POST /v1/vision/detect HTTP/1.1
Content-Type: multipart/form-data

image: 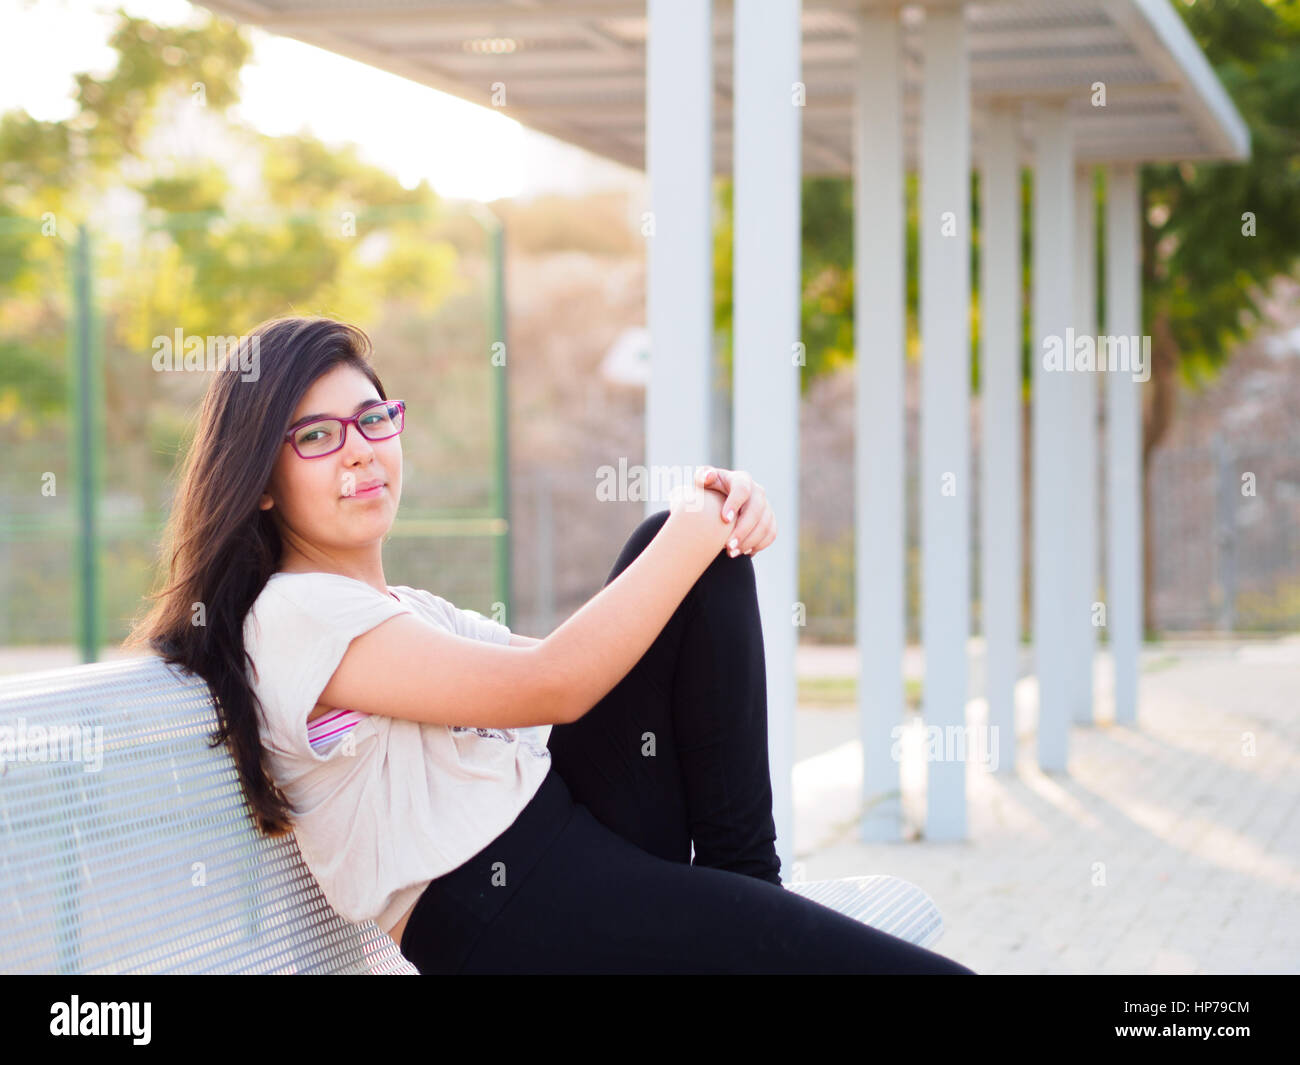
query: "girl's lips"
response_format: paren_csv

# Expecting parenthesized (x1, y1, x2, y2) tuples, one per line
(346, 483, 386, 499)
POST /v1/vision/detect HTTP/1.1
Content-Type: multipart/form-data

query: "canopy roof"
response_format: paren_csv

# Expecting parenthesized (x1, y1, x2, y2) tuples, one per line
(199, 0, 1250, 169)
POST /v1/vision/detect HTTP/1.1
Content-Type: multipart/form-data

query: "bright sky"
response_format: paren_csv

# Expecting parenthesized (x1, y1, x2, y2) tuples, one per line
(1, 0, 643, 203)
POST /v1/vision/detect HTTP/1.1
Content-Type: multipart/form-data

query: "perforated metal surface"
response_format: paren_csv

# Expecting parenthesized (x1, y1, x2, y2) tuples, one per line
(0, 655, 940, 973)
(785, 874, 945, 950)
(0, 655, 417, 974)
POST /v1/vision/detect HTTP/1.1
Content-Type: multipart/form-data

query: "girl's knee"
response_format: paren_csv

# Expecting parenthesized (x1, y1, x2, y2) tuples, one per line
(606, 509, 673, 585)
(700, 541, 758, 598)
(625, 509, 672, 558)
(638, 508, 671, 538)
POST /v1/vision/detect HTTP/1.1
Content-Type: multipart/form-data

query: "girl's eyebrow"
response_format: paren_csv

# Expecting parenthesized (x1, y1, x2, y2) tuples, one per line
(289, 397, 383, 429)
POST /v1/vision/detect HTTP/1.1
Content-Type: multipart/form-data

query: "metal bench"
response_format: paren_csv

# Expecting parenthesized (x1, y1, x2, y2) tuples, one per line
(0, 655, 942, 973)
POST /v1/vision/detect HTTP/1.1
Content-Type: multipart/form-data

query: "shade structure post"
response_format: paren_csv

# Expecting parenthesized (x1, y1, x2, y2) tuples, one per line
(1104, 163, 1143, 727)
(1031, 103, 1075, 772)
(919, 3, 972, 840)
(853, 6, 906, 840)
(1070, 163, 1100, 725)
(732, 0, 802, 878)
(978, 104, 1023, 776)
(644, 0, 713, 514)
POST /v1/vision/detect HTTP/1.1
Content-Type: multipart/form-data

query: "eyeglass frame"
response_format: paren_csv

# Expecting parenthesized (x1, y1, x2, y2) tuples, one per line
(282, 399, 407, 459)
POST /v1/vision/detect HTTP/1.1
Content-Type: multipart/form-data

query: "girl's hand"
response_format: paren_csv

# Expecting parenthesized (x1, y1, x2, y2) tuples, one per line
(664, 478, 737, 560)
(692, 467, 776, 558)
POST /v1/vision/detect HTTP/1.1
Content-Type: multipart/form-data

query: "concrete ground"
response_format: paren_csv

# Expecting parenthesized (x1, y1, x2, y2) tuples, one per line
(791, 636, 1300, 975)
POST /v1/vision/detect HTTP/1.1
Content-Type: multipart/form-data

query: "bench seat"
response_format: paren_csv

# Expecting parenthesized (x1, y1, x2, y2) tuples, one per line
(0, 655, 942, 973)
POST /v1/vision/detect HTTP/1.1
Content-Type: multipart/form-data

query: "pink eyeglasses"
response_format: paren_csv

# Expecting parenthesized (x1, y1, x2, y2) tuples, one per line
(283, 399, 406, 459)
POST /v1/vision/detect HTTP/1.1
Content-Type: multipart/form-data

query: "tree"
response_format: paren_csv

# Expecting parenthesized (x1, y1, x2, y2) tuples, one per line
(0, 9, 462, 464)
(1137, 0, 1300, 629)
(0, 8, 482, 643)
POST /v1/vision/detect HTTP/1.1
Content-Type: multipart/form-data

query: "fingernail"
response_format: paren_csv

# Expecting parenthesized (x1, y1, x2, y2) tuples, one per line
(725, 509, 734, 522)
(728, 538, 738, 550)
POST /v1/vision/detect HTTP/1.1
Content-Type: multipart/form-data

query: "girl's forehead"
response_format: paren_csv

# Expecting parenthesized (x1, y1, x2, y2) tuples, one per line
(302, 368, 358, 400)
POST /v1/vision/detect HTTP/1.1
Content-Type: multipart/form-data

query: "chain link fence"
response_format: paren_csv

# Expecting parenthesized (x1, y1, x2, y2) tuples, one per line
(1149, 437, 1300, 632)
(507, 370, 1300, 642)
(0, 202, 509, 658)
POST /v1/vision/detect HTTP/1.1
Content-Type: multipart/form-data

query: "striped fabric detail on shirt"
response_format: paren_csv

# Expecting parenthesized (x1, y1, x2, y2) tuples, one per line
(307, 708, 366, 752)
(303, 585, 398, 754)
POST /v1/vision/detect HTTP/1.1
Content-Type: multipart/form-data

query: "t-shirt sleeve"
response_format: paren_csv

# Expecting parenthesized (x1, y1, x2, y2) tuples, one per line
(417, 589, 513, 646)
(243, 575, 416, 760)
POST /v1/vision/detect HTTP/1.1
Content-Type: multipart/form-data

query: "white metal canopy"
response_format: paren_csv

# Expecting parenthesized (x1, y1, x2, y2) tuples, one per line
(196, 0, 1249, 169)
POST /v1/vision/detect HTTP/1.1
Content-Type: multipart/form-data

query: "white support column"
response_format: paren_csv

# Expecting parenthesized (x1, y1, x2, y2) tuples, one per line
(1032, 103, 1074, 771)
(1071, 164, 1098, 724)
(644, 0, 712, 514)
(979, 105, 1022, 775)
(920, 4, 971, 840)
(854, 8, 905, 840)
(1105, 164, 1143, 726)
(732, 0, 801, 878)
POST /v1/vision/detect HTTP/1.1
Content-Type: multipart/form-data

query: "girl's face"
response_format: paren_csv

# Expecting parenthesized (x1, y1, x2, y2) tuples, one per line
(258, 364, 402, 571)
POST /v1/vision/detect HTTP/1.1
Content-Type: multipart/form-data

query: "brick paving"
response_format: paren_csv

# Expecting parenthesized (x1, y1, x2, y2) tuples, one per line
(792, 637, 1300, 974)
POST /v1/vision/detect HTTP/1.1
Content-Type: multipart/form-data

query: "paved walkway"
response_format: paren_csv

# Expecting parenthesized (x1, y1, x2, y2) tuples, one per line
(791, 637, 1300, 974)
(0, 645, 140, 678)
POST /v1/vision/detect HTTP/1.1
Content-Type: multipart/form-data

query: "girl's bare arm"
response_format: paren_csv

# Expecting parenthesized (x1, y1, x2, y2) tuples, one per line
(531, 495, 736, 724)
(316, 495, 736, 729)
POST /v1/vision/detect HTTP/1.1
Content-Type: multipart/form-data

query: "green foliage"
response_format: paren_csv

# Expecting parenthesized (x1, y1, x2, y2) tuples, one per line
(69, 13, 250, 168)
(0, 8, 466, 438)
(797, 523, 855, 641)
(0, 7, 500, 644)
(1141, 0, 1300, 386)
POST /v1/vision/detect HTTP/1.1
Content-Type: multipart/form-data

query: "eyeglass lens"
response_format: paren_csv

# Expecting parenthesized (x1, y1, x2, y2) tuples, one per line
(293, 402, 403, 456)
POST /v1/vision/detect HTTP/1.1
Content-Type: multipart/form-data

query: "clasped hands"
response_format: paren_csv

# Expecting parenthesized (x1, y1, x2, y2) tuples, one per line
(692, 466, 777, 559)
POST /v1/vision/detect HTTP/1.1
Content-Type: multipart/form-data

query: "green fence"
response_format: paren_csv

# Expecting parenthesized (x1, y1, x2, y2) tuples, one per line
(0, 201, 511, 660)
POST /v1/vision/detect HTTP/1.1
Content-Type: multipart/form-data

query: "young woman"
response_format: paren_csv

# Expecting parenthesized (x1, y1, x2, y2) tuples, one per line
(126, 315, 974, 975)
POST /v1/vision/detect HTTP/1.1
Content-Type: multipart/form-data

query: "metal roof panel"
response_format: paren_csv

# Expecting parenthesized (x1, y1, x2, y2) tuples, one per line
(192, 0, 1250, 170)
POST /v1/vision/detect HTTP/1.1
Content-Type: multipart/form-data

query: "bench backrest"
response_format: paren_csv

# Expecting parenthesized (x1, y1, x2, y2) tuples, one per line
(0, 655, 415, 974)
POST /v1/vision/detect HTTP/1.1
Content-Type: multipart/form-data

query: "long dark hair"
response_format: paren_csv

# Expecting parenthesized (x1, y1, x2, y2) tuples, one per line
(124, 316, 389, 836)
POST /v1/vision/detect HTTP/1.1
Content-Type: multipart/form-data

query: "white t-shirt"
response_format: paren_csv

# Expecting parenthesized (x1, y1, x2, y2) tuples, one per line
(242, 571, 552, 932)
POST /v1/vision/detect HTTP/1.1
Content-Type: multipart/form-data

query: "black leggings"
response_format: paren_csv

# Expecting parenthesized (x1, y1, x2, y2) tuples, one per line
(399, 509, 976, 974)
